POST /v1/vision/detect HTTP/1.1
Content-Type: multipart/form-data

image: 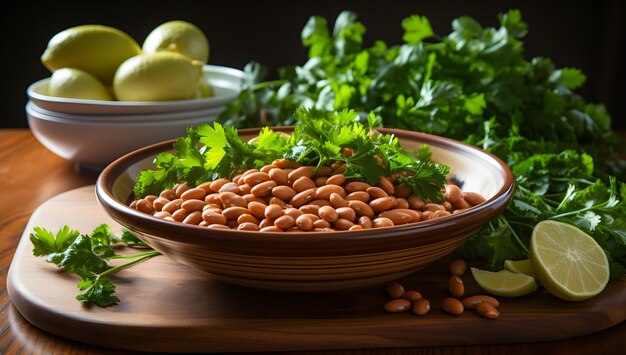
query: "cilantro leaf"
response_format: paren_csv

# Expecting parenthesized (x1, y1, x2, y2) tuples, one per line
(559, 68, 587, 89)
(31, 225, 160, 307)
(402, 15, 435, 44)
(47, 235, 110, 274)
(30, 225, 79, 256)
(120, 229, 148, 247)
(76, 276, 119, 307)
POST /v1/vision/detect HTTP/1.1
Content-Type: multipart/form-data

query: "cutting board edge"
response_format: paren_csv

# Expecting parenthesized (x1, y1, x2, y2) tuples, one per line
(6, 185, 626, 353)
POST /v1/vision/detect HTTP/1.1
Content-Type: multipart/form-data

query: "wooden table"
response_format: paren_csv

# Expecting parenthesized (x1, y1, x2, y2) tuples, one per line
(1, 129, 624, 354)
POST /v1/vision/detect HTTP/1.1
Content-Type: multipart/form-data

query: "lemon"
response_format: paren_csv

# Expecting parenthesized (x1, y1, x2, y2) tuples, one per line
(142, 20, 209, 63)
(196, 82, 215, 98)
(41, 25, 141, 85)
(47, 68, 112, 100)
(471, 267, 538, 297)
(113, 52, 202, 101)
(530, 220, 609, 301)
(504, 259, 537, 278)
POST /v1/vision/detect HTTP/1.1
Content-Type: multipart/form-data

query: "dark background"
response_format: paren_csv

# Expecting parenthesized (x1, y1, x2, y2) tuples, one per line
(3, 0, 625, 130)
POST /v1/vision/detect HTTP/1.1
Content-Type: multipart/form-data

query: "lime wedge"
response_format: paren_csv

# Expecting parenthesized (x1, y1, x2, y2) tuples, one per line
(504, 259, 537, 278)
(530, 220, 609, 301)
(471, 267, 537, 297)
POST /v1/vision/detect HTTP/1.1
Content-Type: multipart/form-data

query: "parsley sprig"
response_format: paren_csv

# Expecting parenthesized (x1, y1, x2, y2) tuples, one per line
(134, 108, 449, 203)
(217, 10, 626, 279)
(30, 224, 160, 307)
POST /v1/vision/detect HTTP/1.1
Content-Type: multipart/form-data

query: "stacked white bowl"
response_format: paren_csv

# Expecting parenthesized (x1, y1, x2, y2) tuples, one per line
(26, 65, 244, 170)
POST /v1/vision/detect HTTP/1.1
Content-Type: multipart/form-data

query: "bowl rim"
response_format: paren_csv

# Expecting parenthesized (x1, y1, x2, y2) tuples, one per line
(26, 100, 225, 123)
(96, 126, 515, 256)
(27, 64, 244, 108)
(27, 102, 222, 127)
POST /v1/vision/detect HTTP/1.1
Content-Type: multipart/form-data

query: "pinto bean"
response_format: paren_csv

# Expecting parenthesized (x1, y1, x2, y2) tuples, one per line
(292, 176, 316, 192)
(326, 174, 346, 186)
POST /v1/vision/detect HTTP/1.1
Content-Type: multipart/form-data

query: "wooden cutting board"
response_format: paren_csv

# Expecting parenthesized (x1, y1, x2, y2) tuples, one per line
(7, 186, 626, 353)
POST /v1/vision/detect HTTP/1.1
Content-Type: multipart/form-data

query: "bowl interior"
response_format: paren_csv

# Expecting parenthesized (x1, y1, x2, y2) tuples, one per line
(98, 127, 514, 256)
(28, 65, 243, 115)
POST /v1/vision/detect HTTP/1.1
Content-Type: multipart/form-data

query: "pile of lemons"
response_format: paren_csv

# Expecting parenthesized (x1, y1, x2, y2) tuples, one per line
(41, 21, 212, 101)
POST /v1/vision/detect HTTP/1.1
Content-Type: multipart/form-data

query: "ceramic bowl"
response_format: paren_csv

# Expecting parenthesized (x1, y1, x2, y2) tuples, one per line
(27, 100, 225, 122)
(27, 65, 243, 115)
(96, 127, 514, 292)
(26, 101, 219, 170)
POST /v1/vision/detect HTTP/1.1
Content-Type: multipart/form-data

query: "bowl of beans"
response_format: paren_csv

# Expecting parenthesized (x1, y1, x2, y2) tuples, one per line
(96, 126, 514, 292)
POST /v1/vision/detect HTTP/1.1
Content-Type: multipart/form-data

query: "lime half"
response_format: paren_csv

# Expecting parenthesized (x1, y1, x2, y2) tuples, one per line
(530, 220, 609, 301)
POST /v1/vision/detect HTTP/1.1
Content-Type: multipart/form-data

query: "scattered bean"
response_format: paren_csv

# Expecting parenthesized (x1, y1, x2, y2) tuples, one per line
(386, 282, 405, 298)
(448, 275, 465, 298)
(384, 299, 412, 313)
(461, 295, 500, 309)
(402, 290, 422, 303)
(441, 297, 464, 315)
(412, 298, 431, 316)
(475, 302, 500, 319)
(449, 259, 467, 276)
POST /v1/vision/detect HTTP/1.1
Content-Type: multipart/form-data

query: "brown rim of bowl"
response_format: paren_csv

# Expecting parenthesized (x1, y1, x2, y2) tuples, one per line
(96, 127, 515, 256)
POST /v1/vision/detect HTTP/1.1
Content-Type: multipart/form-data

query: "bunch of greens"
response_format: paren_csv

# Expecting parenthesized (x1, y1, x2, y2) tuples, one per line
(30, 224, 160, 307)
(218, 10, 626, 277)
(135, 108, 449, 203)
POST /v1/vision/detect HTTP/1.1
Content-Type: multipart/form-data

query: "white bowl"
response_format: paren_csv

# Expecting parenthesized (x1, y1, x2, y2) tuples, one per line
(27, 65, 244, 115)
(27, 100, 225, 122)
(26, 101, 218, 170)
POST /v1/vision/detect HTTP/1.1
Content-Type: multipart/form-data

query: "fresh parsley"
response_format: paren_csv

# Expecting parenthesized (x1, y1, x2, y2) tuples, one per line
(135, 108, 449, 203)
(217, 10, 626, 278)
(30, 224, 160, 307)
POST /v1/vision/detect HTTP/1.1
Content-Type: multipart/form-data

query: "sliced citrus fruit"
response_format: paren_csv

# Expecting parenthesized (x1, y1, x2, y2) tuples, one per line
(530, 220, 609, 301)
(504, 259, 537, 278)
(471, 267, 538, 297)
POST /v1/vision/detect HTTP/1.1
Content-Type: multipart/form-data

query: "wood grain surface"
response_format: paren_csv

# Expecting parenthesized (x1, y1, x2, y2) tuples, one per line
(1, 129, 625, 354)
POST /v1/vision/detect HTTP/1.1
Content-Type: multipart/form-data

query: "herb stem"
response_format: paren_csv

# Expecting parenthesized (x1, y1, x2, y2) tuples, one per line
(99, 251, 161, 279)
(108, 251, 161, 260)
(252, 80, 288, 91)
(499, 215, 530, 255)
(551, 177, 593, 185)
(550, 201, 608, 220)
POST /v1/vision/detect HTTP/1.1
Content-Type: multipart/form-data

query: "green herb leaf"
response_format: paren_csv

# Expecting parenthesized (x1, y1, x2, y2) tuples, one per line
(216, 9, 625, 278)
(30, 225, 79, 256)
(31, 225, 160, 307)
(402, 15, 435, 44)
(76, 276, 119, 307)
